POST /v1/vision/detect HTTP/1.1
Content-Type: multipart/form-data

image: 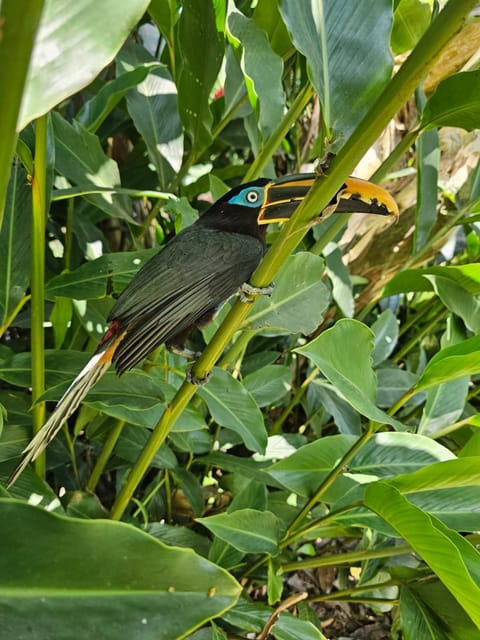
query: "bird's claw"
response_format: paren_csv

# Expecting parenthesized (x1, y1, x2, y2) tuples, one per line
(238, 282, 275, 303)
(186, 364, 212, 386)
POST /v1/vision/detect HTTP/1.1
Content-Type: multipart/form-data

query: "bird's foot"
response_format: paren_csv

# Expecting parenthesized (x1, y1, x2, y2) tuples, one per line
(238, 282, 275, 304)
(186, 364, 212, 386)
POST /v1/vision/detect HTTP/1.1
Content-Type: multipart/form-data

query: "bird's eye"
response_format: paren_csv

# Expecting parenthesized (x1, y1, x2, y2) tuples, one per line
(246, 190, 259, 203)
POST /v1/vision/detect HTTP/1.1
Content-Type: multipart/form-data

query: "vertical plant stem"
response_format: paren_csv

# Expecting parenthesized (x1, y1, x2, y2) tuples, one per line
(110, 381, 196, 519)
(243, 83, 314, 182)
(86, 420, 125, 492)
(270, 367, 319, 435)
(31, 115, 48, 479)
(64, 196, 74, 271)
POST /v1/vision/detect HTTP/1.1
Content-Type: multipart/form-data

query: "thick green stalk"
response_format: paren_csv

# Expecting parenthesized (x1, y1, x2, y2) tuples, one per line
(110, 0, 476, 520)
(31, 115, 48, 478)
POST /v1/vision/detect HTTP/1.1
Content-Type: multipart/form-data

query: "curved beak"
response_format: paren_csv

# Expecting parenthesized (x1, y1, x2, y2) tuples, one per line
(257, 173, 399, 225)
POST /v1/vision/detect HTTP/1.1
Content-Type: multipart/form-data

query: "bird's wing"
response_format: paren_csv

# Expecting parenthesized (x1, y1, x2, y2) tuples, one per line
(110, 226, 263, 372)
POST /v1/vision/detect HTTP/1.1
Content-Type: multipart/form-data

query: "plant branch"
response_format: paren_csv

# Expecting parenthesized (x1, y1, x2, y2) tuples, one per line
(282, 543, 411, 573)
(31, 115, 48, 479)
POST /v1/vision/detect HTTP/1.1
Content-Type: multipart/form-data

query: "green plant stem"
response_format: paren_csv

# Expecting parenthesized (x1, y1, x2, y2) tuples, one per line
(398, 296, 439, 338)
(392, 307, 449, 363)
(431, 415, 478, 440)
(218, 329, 256, 369)
(388, 388, 416, 417)
(309, 578, 400, 604)
(309, 214, 352, 256)
(370, 128, 419, 183)
(281, 543, 411, 573)
(279, 503, 364, 549)
(132, 473, 166, 518)
(285, 427, 374, 538)
(64, 196, 74, 271)
(270, 368, 319, 435)
(0, 294, 30, 339)
(86, 420, 125, 492)
(109, 0, 475, 521)
(31, 115, 48, 479)
(243, 83, 314, 183)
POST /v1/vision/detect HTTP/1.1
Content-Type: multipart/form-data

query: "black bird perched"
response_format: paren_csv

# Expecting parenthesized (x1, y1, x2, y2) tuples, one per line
(8, 173, 398, 485)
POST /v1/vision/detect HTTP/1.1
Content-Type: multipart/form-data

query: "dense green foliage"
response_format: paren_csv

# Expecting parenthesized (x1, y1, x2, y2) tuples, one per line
(1, 0, 480, 638)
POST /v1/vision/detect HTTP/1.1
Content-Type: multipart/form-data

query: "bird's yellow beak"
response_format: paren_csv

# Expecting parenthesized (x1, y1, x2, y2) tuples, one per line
(257, 173, 399, 225)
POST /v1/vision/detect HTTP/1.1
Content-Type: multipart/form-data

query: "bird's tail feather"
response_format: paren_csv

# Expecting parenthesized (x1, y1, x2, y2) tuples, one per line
(8, 333, 124, 487)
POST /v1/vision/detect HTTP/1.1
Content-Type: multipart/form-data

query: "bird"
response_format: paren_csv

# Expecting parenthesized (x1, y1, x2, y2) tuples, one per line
(8, 173, 398, 486)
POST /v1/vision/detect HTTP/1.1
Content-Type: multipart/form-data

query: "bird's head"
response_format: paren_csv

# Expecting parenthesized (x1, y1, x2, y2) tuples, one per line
(197, 173, 398, 239)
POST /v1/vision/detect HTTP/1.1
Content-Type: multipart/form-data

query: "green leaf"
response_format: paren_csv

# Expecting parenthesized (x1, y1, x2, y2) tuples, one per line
(400, 586, 450, 640)
(198, 368, 267, 453)
(389, 457, 480, 494)
(426, 274, 480, 334)
(422, 70, 480, 131)
(324, 243, 353, 318)
(114, 426, 178, 470)
(415, 126, 439, 251)
(197, 508, 283, 555)
(306, 381, 362, 435)
(267, 434, 355, 497)
(244, 253, 330, 335)
(364, 483, 480, 626)
(0, 0, 43, 228)
(0, 162, 32, 327)
(176, 0, 224, 151)
(405, 582, 480, 640)
(52, 112, 133, 221)
(252, 1, 292, 58)
(223, 600, 327, 639)
(227, 9, 285, 141)
(371, 309, 399, 366)
(80, 372, 165, 428)
(77, 63, 161, 133)
(376, 366, 418, 408)
(45, 249, 157, 300)
(391, 0, 432, 54)
(117, 43, 183, 189)
(269, 432, 453, 498)
(295, 319, 404, 429)
(278, 0, 393, 144)
(418, 377, 469, 436)
(414, 336, 480, 392)
(383, 264, 480, 297)
(0, 500, 241, 640)
(18, 0, 151, 129)
(243, 365, 291, 408)
(0, 350, 89, 389)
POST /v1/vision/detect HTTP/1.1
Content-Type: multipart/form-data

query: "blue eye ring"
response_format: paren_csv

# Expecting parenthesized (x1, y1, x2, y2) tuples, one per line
(228, 186, 265, 208)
